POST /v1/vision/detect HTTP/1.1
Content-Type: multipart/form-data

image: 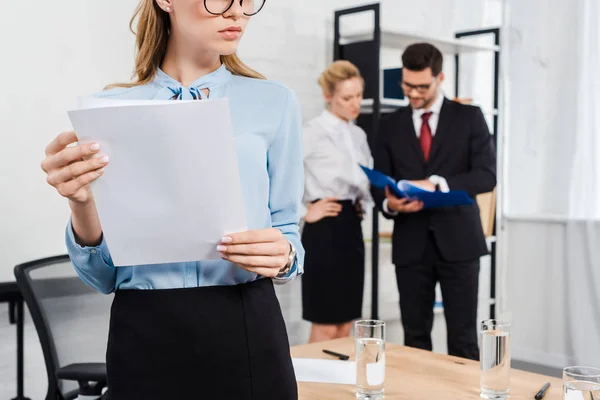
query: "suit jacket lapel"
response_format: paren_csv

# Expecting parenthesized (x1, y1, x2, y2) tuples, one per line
(399, 109, 425, 165)
(429, 98, 454, 162)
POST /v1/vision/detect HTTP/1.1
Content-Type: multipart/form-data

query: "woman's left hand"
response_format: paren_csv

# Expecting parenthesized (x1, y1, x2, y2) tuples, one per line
(355, 202, 365, 220)
(217, 228, 291, 278)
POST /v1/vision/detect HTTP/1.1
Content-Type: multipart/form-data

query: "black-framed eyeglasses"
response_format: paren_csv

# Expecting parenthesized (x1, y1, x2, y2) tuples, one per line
(401, 79, 437, 94)
(204, 0, 266, 16)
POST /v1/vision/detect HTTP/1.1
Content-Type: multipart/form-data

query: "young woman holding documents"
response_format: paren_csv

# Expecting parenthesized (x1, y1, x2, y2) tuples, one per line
(40, 1, 303, 399)
(301, 61, 373, 343)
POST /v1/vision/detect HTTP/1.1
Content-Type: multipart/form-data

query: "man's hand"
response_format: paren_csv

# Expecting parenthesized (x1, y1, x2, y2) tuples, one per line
(385, 187, 424, 213)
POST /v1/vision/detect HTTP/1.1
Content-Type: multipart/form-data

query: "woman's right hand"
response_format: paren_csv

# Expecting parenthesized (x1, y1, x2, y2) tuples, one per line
(41, 131, 109, 204)
(304, 198, 342, 223)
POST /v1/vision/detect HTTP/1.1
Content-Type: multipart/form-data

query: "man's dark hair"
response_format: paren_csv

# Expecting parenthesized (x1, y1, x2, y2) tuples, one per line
(401, 43, 444, 76)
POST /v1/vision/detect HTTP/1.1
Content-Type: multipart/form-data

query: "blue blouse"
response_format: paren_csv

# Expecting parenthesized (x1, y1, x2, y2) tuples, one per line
(66, 64, 305, 294)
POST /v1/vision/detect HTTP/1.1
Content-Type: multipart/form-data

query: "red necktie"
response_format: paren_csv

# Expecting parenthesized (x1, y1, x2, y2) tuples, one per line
(420, 112, 433, 161)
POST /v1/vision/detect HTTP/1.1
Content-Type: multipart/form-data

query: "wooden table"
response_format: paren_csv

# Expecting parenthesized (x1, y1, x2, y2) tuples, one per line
(291, 338, 563, 399)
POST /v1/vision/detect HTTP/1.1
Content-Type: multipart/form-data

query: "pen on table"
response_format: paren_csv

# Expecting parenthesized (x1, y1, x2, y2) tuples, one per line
(322, 349, 350, 361)
(534, 382, 550, 400)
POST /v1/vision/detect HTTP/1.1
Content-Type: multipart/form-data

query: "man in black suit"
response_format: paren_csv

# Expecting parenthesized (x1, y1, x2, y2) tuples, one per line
(372, 43, 496, 360)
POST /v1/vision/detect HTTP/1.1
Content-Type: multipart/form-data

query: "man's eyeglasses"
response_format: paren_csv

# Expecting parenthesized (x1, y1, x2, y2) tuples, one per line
(401, 79, 437, 94)
(204, 0, 266, 16)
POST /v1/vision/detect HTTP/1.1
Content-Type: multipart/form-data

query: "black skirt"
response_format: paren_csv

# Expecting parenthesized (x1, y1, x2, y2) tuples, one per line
(105, 278, 297, 400)
(301, 200, 365, 324)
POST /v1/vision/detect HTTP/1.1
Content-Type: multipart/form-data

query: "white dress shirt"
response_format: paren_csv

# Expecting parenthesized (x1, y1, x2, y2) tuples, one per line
(302, 110, 374, 214)
(412, 93, 444, 138)
(383, 94, 449, 215)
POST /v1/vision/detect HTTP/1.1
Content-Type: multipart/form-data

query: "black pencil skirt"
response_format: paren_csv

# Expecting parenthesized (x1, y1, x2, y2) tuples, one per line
(105, 278, 297, 400)
(301, 200, 365, 324)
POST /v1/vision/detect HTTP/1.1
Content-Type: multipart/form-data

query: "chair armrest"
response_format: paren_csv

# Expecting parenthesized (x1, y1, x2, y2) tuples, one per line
(57, 363, 107, 396)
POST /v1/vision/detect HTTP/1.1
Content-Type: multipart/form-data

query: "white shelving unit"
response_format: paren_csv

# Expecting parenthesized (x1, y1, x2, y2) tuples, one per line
(360, 98, 499, 116)
(334, 3, 502, 320)
(346, 27, 500, 117)
(340, 28, 500, 54)
(360, 98, 407, 114)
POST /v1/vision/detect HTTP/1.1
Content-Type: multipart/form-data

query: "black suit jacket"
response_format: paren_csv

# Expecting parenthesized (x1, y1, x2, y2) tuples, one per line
(372, 98, 496, 266)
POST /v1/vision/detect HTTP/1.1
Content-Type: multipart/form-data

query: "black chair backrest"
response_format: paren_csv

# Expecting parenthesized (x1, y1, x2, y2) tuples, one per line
(14, 255, 113, 400)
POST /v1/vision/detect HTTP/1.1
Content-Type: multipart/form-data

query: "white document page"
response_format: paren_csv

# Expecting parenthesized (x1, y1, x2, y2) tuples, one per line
(67, 98, 247, 266)
(76, 96, 194, 108)
(292, 358, 356, 385)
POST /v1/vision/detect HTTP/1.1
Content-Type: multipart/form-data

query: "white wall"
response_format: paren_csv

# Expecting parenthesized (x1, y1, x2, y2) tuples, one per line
(0, 0, 140, 282)
(502, 0, 579, 218)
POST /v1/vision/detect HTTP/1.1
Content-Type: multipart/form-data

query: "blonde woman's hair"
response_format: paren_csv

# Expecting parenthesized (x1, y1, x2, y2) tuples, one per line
(317, 60, 364, 96)
(108, 0, 265, 89)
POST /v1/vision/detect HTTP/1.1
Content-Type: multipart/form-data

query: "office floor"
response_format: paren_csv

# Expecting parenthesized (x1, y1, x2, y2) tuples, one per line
(0, 243, 558, 399)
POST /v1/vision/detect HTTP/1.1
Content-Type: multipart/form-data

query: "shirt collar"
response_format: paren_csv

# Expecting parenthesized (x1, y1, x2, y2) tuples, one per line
(152, 63, 232, 100)
(320, 109, 353, 130)
(412, 93, 445, 118)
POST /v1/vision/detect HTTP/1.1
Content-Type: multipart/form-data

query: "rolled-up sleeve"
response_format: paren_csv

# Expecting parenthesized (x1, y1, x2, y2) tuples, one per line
(65, 217, 117, 294)
(268, 89, 305, 284)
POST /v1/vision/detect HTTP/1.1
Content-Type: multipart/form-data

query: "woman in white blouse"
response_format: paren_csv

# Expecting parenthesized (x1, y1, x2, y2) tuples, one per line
(302, 60, 373, 343)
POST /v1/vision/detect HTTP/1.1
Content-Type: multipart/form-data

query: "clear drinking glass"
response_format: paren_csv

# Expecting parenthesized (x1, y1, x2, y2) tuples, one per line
(563, 366, 600, 399)
(355, 320, 385, 400)
(480, 320, 511, 399)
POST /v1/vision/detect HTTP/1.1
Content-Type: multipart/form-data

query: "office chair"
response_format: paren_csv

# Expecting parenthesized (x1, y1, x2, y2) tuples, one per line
(14, 255, 112, 400)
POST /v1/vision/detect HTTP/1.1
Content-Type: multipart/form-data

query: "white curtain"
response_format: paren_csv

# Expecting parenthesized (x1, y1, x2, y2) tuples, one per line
(565, 0, 600, 366)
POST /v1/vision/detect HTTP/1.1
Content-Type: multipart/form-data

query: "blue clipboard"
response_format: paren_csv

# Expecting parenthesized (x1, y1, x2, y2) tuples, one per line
(359, 165, 474, 209)
(359, 165, 405, 198)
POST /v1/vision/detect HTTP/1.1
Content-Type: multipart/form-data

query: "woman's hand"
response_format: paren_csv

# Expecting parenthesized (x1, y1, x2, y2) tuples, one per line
(41, 131, 109, 204)
(304, 198, 342, 223)
(41, 131, 108, 246)
(355, 201, 365, 220)
(217, 228, 291, 278)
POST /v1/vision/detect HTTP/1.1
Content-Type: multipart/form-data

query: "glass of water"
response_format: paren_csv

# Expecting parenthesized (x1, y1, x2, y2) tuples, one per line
(355, 320, 385, 400)
(563, 366, 600, 399)
(480, 320, 511, 399)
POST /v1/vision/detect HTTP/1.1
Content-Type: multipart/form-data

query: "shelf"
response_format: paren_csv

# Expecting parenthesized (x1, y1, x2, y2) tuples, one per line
(360, 98, 408, 113)
(361, 98, 408, 108)
(360, 98, 498, 116)
(340, 29, 499, 53)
